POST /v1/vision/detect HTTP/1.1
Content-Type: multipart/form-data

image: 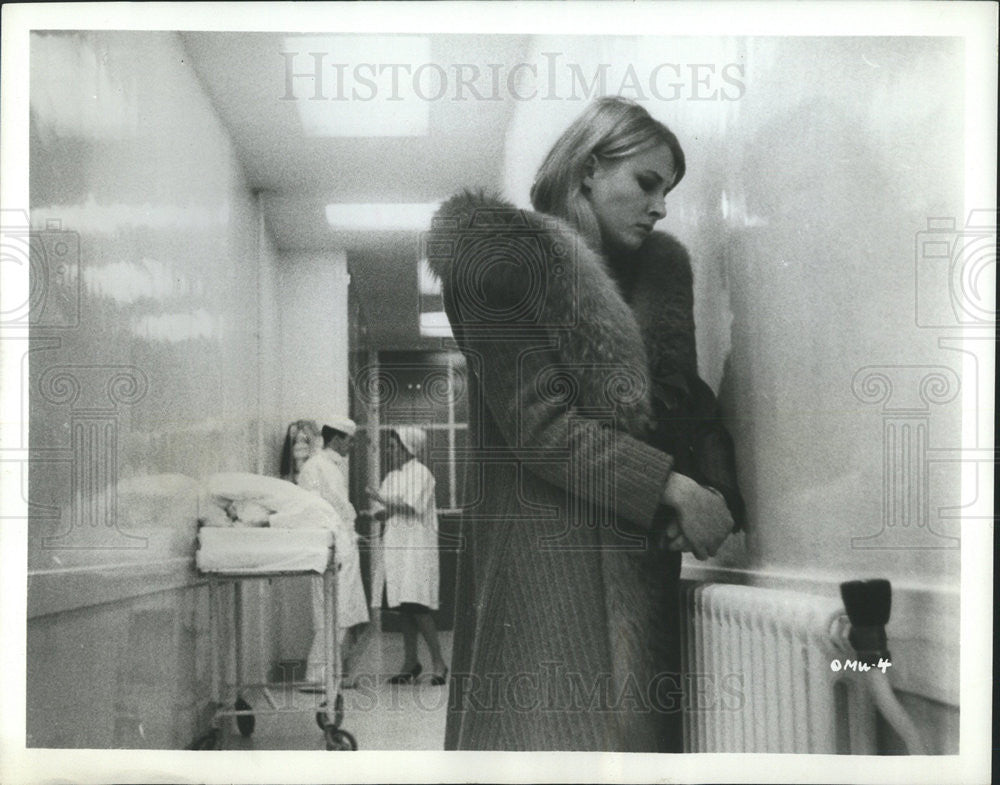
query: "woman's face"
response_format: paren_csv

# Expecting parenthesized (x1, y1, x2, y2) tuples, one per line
(582, 142, 677, 252)
(292, 430, 314, 465)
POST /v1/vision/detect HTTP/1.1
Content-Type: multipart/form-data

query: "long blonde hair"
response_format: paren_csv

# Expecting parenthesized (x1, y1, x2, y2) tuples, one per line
(530, 97, 686, 249)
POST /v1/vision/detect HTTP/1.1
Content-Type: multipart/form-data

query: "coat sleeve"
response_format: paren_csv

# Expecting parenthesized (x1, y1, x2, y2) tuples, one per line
(433, 198, 676, 532)
(457, 328, 675, 532)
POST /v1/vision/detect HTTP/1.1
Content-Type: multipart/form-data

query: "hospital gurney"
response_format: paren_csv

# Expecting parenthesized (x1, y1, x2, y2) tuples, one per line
(194, 526, 357, 751)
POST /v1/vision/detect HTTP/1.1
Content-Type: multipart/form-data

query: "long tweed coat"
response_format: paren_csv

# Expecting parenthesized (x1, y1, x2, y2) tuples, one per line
(426, 191, 743, 752)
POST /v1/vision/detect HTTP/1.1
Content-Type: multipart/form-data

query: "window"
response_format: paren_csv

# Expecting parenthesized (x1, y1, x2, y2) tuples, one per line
(356, 350, 468, 513)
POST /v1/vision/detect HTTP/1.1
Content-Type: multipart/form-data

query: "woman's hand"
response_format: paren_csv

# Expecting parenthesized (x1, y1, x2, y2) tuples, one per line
(660, 472, 734, 560)
(659, 517, 692, 553)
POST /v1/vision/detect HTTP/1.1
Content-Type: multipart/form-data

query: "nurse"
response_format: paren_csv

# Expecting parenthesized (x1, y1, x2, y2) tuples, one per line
(298, 417, 371, 686)
(368, 426, 448, 686)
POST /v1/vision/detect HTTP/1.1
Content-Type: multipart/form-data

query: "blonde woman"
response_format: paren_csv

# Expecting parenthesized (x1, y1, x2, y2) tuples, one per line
(427, 97, 744, 751)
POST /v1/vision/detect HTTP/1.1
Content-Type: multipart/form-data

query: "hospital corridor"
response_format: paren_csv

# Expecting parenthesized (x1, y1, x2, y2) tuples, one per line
(9, 18, 990, 775)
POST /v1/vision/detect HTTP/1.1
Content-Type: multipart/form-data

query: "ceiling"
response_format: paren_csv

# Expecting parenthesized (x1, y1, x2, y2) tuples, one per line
(180, 32, 531, 348)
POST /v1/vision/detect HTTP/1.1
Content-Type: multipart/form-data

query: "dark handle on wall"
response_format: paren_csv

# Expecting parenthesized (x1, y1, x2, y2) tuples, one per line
(839, 578, 892, 666)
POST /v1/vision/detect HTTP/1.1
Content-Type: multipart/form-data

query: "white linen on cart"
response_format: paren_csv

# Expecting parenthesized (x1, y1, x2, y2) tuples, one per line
(197, 472, 365, 685)
(196, 527, 334, 574)
(198, 472, 353, 567)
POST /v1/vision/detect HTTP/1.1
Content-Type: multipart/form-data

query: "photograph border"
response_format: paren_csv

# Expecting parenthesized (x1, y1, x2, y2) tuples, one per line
(1, 2, 994, 783)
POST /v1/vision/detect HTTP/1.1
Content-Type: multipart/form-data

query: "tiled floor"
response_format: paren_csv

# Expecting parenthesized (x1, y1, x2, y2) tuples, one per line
(225, 630, 452, 751)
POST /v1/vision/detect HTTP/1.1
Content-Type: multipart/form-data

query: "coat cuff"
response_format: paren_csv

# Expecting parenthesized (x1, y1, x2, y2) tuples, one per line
(610, 437, 675, 529)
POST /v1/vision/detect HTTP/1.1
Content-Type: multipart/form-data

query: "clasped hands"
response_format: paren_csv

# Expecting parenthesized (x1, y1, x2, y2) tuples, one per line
(658, 472, 734, 560)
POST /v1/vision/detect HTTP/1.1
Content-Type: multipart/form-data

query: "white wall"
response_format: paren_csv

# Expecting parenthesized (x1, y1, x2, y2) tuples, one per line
(277, 251, 351, 423)
(257, 209, 286, 476)
(272, 250, 351, 661)
(26, 30, 284, 747)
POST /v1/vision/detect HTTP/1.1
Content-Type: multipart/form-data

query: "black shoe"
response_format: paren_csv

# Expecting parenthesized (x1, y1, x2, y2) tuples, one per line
(429, 667, 449, 686)
(388, 662, 422, 684)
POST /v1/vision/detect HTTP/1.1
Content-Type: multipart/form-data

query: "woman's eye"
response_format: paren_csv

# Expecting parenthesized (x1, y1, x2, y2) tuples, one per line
(638, 176, 656, 192)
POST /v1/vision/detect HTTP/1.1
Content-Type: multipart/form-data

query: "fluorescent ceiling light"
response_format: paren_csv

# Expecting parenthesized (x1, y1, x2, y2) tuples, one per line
(420, 310, 452, 338)
(283, 35, 431, 137)
(326, 203, 439, 231)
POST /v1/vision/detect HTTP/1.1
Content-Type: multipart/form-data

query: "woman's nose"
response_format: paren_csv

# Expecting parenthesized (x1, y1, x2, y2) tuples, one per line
(649, 196, 667, 220)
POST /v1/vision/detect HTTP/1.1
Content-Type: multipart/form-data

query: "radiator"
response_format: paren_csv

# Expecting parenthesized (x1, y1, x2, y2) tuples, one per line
(680, 581, 878, 754)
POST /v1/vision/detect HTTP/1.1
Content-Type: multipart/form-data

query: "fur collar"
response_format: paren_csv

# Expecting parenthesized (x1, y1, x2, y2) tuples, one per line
(427, 190, 699, 439)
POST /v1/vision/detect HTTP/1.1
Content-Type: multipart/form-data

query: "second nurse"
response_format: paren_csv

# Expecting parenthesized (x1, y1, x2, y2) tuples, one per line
(368, 426, 448, 685)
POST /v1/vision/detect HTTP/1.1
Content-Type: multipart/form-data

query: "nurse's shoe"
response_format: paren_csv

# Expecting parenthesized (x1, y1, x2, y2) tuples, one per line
(388, 662, 422, 684)
(429, 667, 449, 687)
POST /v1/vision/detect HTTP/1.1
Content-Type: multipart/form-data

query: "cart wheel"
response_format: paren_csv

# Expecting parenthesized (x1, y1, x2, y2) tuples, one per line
(325, 727, 357, 751)
(197, 727, 223, 750)
(189, 727, 222, 750)
(235, 696, 255, 737)
(314, 692, 344, 730)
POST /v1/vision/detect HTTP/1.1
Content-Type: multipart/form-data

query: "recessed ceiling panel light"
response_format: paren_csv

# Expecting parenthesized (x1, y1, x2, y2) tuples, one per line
(282, 35, 431, 137)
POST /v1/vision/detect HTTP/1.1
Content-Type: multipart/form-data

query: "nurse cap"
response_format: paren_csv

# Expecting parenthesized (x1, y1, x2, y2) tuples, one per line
(322, 416, 357, 439)
(391, 426, 426, 458)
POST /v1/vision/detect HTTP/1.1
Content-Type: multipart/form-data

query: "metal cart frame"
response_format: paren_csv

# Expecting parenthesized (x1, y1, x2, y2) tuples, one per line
(196, 543, 357, 751)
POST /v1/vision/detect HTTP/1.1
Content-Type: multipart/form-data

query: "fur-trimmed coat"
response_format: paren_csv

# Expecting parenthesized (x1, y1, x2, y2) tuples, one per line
(427, 191, 743, 752)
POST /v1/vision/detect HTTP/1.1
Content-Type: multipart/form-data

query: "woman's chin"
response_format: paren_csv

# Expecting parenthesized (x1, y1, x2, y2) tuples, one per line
(611, 233, 644, 252)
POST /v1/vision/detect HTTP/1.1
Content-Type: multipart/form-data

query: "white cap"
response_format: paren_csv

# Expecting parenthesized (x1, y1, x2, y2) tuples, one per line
(323, 416, 357, 438)
(391, 426, 426, 457)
